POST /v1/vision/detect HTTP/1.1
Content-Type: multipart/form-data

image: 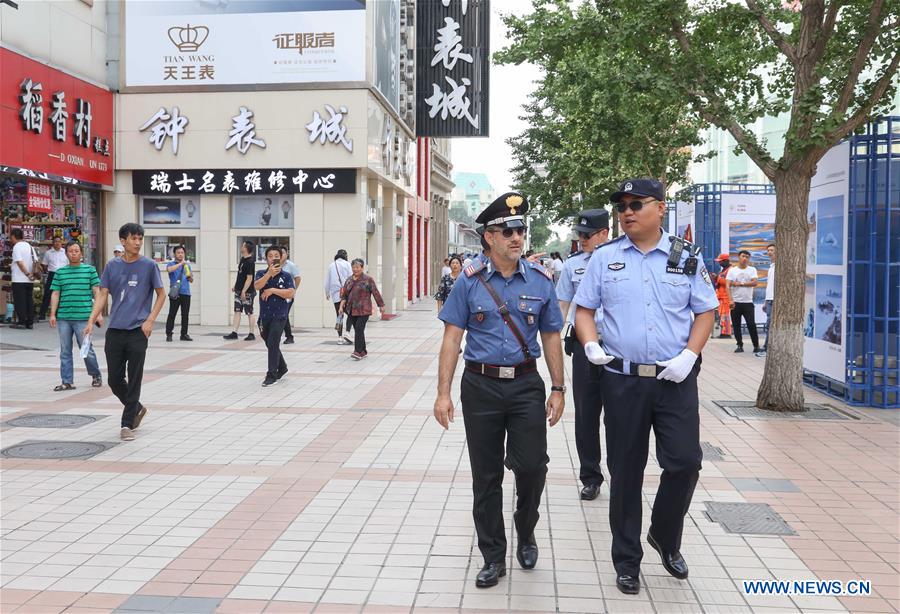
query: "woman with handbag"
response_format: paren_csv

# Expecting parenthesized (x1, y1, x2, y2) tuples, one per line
(338, 258, 385, 360)
(165, 245, 193, 342)
(324, 249, 353, 344)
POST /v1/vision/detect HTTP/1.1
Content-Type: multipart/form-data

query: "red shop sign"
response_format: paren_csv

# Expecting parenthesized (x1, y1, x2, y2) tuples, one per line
(26, 180, 52, 213)
(1, 48, 114, 187)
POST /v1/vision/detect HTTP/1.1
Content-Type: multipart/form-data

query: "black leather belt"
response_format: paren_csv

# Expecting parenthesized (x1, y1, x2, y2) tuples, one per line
(606, 357, 665, 378)
(466, 359, 537, 379)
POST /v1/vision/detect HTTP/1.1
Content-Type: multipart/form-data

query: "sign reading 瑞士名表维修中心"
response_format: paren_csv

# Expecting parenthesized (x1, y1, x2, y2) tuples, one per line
(131, 169, 357, 196)
(123, 2, 365, 87)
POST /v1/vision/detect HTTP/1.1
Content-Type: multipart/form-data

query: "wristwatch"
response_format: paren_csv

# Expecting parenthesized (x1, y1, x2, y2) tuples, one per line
(551, 385, 566, 393)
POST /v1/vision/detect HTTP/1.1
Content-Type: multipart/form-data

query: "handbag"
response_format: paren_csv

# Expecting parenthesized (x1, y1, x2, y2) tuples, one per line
(169, 263, 186, 300)
(30, 247, 43, 278)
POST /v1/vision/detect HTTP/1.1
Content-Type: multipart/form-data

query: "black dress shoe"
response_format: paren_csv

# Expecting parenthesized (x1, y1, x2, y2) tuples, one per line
(166, 334, 173, 342)
(616, 574, 640, 595)
(647, 532, 689, 579)
(475, 561, 506, 588)
(516, 535, 538, 569)
(580, 484, 601, 500)
(283, 337, 295, 344)
(180, 334, 193, 341)
(223, 331, 238, 340)
(734, 346, 744, 353)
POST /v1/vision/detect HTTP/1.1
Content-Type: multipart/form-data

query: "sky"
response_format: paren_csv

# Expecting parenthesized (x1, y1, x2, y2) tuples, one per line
(450, 1, 542, 194)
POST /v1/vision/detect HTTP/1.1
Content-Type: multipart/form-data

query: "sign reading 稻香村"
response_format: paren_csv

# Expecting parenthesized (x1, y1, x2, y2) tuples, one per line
(416, 0, 490, 137)
(124, 2, 365, 87)
(131, 169, 357, 195)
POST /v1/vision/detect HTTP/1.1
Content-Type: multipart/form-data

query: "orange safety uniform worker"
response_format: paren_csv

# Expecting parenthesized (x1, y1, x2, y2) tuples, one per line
(714, 254, 732, 337)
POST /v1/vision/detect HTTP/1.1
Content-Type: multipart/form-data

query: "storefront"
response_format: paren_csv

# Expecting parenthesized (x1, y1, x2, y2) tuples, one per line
(1, 48, 114, 319)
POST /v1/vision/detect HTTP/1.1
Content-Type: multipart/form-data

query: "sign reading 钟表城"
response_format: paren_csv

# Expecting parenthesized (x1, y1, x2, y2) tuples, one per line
(0, 48, 114, 187)
(131, 168, 357, 195)
(124, 1, 365, 88)
(26, 180, 52, 213)
(416, 0, 490, 137)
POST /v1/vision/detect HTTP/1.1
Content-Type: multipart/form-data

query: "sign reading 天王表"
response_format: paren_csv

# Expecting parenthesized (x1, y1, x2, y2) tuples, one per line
(123, 1, 365, 88)
(416, 0, 490, 137)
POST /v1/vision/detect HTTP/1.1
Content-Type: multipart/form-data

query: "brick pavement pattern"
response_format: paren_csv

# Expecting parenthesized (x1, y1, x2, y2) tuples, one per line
(1, 302, 897, 613)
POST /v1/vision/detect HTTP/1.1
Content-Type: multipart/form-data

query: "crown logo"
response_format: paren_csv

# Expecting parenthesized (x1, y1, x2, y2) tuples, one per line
(506, 194, 523, 215)
(168, 24, 209, 52)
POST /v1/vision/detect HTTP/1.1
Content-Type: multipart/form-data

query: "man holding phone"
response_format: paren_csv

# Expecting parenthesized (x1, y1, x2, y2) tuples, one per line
(254, 245, 296, 386)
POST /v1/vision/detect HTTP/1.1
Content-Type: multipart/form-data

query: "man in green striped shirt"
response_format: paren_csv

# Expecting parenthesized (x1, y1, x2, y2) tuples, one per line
(49, 241, 103, 391)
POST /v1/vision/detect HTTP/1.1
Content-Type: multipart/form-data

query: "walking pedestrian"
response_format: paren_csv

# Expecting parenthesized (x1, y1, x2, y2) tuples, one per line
(338, 258, 384, 360)
(223, 240, 256, 341)
(84, 223, 166, 442)
(551, 252, 565, 284)
(165, 245, 193, 342)
(714, 253, 733, 338)
(556, 208, 609, 500)
(325, 249, 353, 344)
(756, 244, 775, 357)
(279, 246, 301, 344)
(440, 258, 451, 277)
(434, 192, 565, 588)
(726, 249, 760, 353)
(9, 228, 37, 329)
(434, 255, 462, 312)
(48, 240, 103, 390)
(254, 246, 295, 386)
(39, 236, 68, 320)
(574, 177, 718, 596)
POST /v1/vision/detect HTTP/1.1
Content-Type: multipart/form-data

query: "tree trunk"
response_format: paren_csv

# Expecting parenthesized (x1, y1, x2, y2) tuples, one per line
(755, 169, 813, 412)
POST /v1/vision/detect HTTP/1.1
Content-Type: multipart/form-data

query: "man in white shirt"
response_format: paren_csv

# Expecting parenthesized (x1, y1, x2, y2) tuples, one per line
(756, 244, 775, 357)
(9, 228, 36, 329)
(325, 249, 353, 344)
(40, 236, 69, 320)
(726, 249, 760, 353)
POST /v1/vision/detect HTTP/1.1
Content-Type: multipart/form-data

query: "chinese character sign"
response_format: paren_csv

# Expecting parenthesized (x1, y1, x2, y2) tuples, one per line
(416, 0, 489, 137)
(26, 180, 53, 213)
(132, 168, 357, 195)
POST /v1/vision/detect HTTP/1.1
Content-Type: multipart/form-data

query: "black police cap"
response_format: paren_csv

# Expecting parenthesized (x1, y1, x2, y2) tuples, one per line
(572, 208, 610, 233)
(610, 177, 666, 203)
(475, 192, 529, 229)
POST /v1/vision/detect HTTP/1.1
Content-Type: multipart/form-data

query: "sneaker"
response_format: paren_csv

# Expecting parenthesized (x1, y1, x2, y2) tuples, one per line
(181, 334, 193, 341)
(342, 336, 353, 345)
(752, 347, 761, 354)
(754, 350, 766, 357)
(262, 375, 278, 387)
(276, 366, 288, 380)
(734, 346, 744, 353)
(717, 334, 732, 339)
(166, 334, 173, 342)
(132, 404, 147, 429)
(120, 427, 135, 441)
(244, 333, 256, 341)
(92, 374, 103, 388)
(223, 331, 239, 340)
(284, 337, 295, 344)
(351, 352, 363, 360)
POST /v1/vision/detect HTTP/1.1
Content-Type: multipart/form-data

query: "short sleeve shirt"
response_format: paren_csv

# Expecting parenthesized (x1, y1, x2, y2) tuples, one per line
(50, 264, 100, 320)
(255, 270, 295, 320)
(11, 241, 33, 283)
(726, 266, 758, 303)
(234, 256, 255, 293)
(167, 260, 192, 296)
(556, 251, 602, 328)
(101, 256, 163, 330)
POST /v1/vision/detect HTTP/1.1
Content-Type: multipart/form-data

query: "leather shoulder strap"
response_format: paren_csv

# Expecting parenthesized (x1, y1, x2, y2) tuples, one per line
(475, 272, 533, 361)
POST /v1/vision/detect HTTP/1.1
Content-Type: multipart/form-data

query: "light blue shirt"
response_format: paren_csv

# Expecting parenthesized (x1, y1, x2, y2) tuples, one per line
(573, 230, 718, 367)
(439, 257, 563, 365)
(556, 251, 602, 329)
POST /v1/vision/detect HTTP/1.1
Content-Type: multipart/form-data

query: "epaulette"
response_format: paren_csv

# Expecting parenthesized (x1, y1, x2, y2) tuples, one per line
(528, 260, 554, 281)
(570, 250, 583, 257)
(597, 236, 626, 249)
(464, 261, 486, 278)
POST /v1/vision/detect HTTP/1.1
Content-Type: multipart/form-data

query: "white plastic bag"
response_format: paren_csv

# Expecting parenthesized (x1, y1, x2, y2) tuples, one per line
(80, 334, 92, 359)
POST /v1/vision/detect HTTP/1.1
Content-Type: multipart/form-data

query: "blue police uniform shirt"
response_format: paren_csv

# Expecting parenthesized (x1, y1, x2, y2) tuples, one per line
(439, 257, 563, 365)
(556, 251, 602, 329)
(573, 229, 718, 367)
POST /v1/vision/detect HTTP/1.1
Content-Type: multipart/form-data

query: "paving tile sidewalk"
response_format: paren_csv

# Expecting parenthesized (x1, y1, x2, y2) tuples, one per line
(1, 303, 897, 613)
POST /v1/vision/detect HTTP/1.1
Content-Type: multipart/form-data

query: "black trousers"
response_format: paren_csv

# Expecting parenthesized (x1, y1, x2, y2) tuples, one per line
(40, 271, 55, 318)
(347, 314, 369, 354)
(12, 282, 34, 326)
(601, 368, 702, 576)
(165, 295, 191, 337)
(731, 302, 759, 349)
(572, 341, 604, 487)
(104, 327, 149, 428)
(283, 301, 294, 340)
(460, 370, 548, 563)
(259, 318, 287, 378)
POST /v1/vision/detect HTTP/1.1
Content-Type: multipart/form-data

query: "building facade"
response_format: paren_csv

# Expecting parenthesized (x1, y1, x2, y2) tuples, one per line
(428, 138, 453, 292)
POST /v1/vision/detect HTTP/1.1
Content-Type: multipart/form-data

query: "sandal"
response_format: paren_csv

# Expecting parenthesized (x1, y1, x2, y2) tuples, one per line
(53, 383, 76, 391)
(91, 375, 103, 388)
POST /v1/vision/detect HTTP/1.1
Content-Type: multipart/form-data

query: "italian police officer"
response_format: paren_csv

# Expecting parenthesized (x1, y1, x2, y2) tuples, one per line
(573, 178, 718, 595)
(434, 192, 565, 589)
(556, 209, 610, 500)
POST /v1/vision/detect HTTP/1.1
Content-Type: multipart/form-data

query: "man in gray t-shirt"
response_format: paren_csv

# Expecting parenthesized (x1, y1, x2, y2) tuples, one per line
(85, 223, 166, 442)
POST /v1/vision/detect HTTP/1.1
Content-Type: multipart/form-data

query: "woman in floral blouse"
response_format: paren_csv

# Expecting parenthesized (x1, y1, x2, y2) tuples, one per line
(434, 256, 462, 312)
(338, 258, 385, 360)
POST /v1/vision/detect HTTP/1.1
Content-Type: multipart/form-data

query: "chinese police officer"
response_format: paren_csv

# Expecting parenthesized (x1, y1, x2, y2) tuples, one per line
(573, 178, 718, 595)
(556, 208, 610, 500)
(434, 192, 565, 588)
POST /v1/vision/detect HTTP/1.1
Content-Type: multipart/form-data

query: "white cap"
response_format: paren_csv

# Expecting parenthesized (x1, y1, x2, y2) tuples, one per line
(113, 244, 125, 253)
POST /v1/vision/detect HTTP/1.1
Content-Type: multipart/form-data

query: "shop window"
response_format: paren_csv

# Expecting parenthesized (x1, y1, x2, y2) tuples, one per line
(238, 236, 290, 264)
(147, 236, 198, 265)
(140, 196, 200, 228)
(232, 196, 294, 228)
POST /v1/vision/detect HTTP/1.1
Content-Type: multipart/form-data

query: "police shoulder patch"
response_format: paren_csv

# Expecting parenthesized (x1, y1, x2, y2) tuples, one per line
(529, 261, 554, 281)
(464, 261, 486, 278)
(700, 266, 712, 286)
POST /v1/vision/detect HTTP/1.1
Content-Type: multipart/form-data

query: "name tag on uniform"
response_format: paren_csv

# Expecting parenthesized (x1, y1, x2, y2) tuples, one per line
(608, 262, 625, 271)
(574, 267, 585, 274)
(666, 266, 685, 274)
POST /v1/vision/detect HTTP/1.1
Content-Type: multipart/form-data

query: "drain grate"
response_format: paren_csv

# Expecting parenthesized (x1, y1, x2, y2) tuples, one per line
(700, 441, 725, 461)
(704, 502, 796, 536)
(713, 401, 856, 421)
(4, 414, 101, 429)
(0, 440, 117, 459)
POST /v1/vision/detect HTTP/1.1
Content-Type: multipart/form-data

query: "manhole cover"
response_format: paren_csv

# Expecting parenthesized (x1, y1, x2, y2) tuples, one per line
(713, 401, 855, 421)
(704, 502, 796, 536)
(700, 441, 725, 461)
(0, 441, 117, 459)
(4, 414, 101, 429)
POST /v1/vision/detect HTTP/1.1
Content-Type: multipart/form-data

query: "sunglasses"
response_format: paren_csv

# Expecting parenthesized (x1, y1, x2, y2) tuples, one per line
(614, 198, 657, 213)
(578, 230, 601, 240)
(490, 227, 527, 238)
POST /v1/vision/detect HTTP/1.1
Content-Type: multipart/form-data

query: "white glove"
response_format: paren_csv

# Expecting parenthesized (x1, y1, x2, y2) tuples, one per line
(655, 349, 698, 383)
(584, 341, 614, 366)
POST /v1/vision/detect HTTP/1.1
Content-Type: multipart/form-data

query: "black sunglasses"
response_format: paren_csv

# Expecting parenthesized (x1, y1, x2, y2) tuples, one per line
(490, 227, 527, 238)
(578, 230, 601, 240)
(614, 198, 657, 213)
